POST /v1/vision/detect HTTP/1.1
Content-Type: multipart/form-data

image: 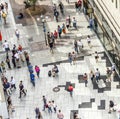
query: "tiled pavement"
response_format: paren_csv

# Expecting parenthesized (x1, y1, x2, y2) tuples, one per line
(0, 0, 120, 119)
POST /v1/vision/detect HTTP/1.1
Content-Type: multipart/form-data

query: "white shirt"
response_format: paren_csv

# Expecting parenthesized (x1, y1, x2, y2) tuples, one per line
(87, 37, 91, 42)
(78, 41, 83, 46)
(10, 78, 15, 85)
(15, 30, 19, 35)
(14, 53, 19, 59)
(3, 42, 9, 48)
(95, 70, 100, 77)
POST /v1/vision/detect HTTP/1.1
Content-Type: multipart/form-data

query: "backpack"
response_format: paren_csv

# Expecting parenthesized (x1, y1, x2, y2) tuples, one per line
(2, 13, 7, 18)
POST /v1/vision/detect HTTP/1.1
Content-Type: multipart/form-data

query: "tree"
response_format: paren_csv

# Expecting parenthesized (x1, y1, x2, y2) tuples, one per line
(29, 0, 37, 10)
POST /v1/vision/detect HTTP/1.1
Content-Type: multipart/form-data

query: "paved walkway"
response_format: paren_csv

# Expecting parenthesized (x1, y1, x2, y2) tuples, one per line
(0, 0, 120, 119)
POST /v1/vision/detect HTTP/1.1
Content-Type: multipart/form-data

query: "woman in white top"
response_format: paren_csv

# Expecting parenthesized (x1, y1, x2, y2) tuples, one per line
(87, 35, 92, 48)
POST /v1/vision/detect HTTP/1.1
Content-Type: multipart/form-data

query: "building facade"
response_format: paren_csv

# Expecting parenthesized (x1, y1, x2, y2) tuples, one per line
(83, 0, 120, 74)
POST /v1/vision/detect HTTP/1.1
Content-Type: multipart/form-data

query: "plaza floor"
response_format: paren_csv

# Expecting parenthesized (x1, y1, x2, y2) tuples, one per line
(0, 0, 120, 119)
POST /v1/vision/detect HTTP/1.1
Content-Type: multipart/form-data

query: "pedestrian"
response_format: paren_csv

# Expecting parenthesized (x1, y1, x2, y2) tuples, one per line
(18, 44, 23, 51)
(74, 40, 78, 54)
(57, 110, 64, 119)
(89, 70, 95, 83)
(95, 51, 99, 63)
(75, 2, 79, 12)
(0, 31, 2, 45)
(68, 52, 72, 65)
(24, 51, 30, 65)
(28, 63, 33, 73)
(15, 29, 20, 40)
(3, 40, 10, 52)
(3, 80, 11, 95)
(1, 61, 6, 72)
(2, 11, 7, 24)
(12, 56, 16, 68)
(49, 39, 54, 54)
(77, 39, 83, 52)
(87, 35, 92, 48)
(35, 107, 40, 118)
(19, 81, 26, 98)
(48, 101, 52, 113)
(18, 50, 24, 63)
(51, 32, 55, 46)
(59, 2, 64, 15)
(95, 68, 100, 82)
(77, 0, 82, 12)
(6, 56, 11, 69)
(30, 72, 35, 87)
(7, 96, 14, 114)
(35, 65, 40, 78)
(72, 17, 77, 30)
(68, 84, 73, 96)
(54, 30, 58, 40)
(38, 111, 42, 119)
(5, 2, 8, 14)
(108, 100, 116, 113)
(83, 73, 88, 87)
(10, 76, 16, 90)
(54, 10, 59, 22)
(52, 100, 57, 113)
(62, 23, 66, 34)
(72, 52, 76, 65)
(42, 96, 47, 111)
(106, 67, 111, 81)
(58, 25, 62, 38)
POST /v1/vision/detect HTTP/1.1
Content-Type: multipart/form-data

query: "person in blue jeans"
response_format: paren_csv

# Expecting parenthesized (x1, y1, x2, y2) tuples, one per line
(30, 73, 35, 87)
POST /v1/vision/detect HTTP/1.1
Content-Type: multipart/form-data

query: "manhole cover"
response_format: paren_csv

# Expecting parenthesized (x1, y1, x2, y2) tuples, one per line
(53, 87, 60, 92)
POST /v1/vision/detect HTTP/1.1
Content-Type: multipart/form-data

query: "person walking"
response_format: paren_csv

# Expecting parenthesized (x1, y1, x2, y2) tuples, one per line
(95, 51, 99, 63)
(30, 72, 35, 87)
(12, 56, 16, 68)
(59, 2, 64, 15)
(68, 84, 73, 97)
(74, 40, 78, 54)
(77, 39, 83, 53)
(19, 81, 26, 98)
(3, 40, 10, 52)
(35, 65, 40, 78)
(52, 100, 57, 113)
(48, 101, 52, 113)
(42, 96, 47, 111)
(35, 107, 40, 118)
(57, 110, 64, 119)
(68, 52, 72, 65)
(49, 39, 54, 54)
(7, 96, 14, 114)
(10, 76, 16, 90)
(54, 10, 59, 22)
(6, 56, 11, 69)
(0, 31, 2, 45)
(83, 73, 88, 87)
(58, 25, 62, 39)
(87, 35, 92, 48)
(2, 11, 7, 24)
(15, 29, 20, 40)
(72, 17, 77, 30)
(72, 52, 76, 65)
(95, 68, 100, 82)
(1, 61, 6, 72)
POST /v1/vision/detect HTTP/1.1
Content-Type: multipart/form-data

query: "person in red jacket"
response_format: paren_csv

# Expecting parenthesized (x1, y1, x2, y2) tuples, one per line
(0, 31, 2, 44)
(68, 84, 73, 96)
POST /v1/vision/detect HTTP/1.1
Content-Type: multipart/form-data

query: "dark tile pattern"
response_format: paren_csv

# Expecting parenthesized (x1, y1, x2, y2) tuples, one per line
(98, 100, 105, 110)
